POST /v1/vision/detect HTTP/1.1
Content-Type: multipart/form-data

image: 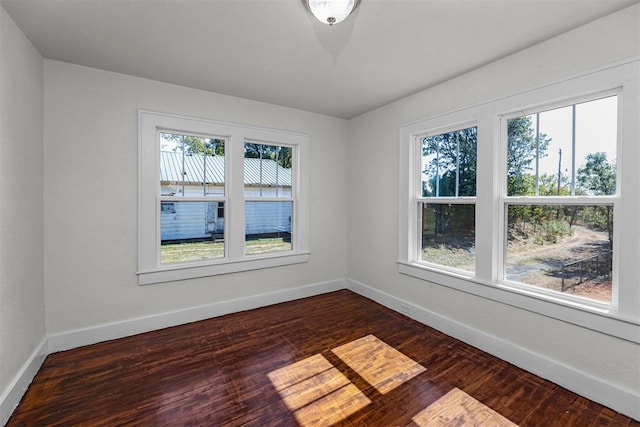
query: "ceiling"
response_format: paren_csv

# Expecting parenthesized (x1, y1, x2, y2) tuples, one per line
(2, 0, 638, 119)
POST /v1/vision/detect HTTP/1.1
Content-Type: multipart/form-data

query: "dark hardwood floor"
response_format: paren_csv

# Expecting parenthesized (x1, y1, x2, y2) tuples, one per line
(7, 290, 638, 426)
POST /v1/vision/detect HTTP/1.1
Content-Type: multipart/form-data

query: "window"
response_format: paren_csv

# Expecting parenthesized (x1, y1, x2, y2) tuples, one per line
(244, 142, 293, 255)
(138, 111, 309, 285)
(159, 131, 226, 265)
(399, 60, 640, 342)
(503, 96, 617, 303)
(418, 125, 477, 273)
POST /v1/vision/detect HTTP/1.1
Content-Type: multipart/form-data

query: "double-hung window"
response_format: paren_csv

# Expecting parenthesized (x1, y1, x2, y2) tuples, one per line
(158, 131, 226, 265)
(399, 60, 640, 341)
(138, 111, 309, 285)
(244, 142, 294, 255)
(501, 95, 618, 304)
(418, 125, 477, 273)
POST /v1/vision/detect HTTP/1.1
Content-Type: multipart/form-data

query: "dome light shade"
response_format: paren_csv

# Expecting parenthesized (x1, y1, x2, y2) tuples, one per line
(303, 0, 361, 25)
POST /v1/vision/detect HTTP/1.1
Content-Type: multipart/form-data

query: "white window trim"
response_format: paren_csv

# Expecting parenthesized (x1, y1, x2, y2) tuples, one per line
(138, 111, 310, 285)
(399, 60, 640, 343)
(414, 121, 478, 275)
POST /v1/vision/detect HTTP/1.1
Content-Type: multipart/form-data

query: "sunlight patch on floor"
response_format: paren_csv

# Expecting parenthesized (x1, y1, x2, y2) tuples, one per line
(267, 354, 370, 427)
(411, 387, 518, 427)
(332, 334, 426, 394)
(267, 335, 429, 425)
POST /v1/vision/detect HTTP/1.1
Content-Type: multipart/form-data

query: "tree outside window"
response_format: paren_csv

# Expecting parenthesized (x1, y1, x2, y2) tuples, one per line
(504, 96, 617, 303)
(419, 126, 477, 273)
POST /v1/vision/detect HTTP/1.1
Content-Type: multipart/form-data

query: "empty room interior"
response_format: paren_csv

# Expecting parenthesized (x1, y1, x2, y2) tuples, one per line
(1, 0, 639, 425)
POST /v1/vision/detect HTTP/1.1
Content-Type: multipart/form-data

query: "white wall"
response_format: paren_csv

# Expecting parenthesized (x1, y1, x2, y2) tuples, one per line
(43, 60, 349, 335)
(348, 2, 639, 415)
(0, 4, 45, 422)
(3, 1, 638, 422)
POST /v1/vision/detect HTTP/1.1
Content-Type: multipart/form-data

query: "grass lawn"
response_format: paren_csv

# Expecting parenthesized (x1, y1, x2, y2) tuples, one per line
(421, 245, 475, 272)
(161, 238, 291, 264)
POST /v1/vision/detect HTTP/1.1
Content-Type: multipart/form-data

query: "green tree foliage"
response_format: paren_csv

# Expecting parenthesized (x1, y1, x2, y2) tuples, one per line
(423, 204, 475, 244)
(577, 152, 616, 196)
(422, 127, 477, 197)
(507, 204, 574, 246)
(577, 152, 616, 245)
(244, 143, 292, 169)
(507, 116, 551, 196)
(505, 116, 561, 238)
(505, 116, 568, 242)
(538, 172, 571, 196)
(162, 133, 225, 156)
(421, 127, 477, 242)
(422, 116, 616, 251)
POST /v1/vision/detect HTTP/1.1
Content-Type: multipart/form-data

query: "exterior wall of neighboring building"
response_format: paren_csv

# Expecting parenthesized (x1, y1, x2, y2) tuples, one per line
(160, 183, 293, 241)
(160, 201, 223, 241)
(160, 151, 293, 241)
(245, 201, 292, 236)
(160, 198, 292, 241)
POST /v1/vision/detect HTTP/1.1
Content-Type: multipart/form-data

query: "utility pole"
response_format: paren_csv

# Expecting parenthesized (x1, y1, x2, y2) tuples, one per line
(557, 147, 563, 220)
(557, 148, 562, 196)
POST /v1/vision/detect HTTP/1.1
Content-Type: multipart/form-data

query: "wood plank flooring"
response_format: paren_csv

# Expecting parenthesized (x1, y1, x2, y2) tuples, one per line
(7, 290, 638, 426)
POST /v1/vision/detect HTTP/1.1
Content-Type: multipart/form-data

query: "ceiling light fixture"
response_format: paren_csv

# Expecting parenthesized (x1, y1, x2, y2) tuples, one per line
(303, 0, 361, 26)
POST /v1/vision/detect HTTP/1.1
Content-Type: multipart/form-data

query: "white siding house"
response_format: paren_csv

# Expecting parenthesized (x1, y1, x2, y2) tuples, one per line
(159, 151, 292, 241)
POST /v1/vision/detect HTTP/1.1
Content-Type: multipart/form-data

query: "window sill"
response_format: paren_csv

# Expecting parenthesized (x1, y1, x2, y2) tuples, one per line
(397, 261, 640, 344)
(138, 252, 310, 285)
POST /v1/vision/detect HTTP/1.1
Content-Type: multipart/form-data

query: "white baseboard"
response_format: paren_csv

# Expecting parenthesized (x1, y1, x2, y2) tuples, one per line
(48, 279, 346, 353)
(2, 279, 346, 425)
(346, 278, 640, 421)
(0, 336, 48, 426)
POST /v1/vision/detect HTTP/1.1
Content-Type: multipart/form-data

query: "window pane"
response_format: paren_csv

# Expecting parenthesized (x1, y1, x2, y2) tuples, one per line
(505, 204, 612, 303)
(507, 96, 617, 197)
(421, 127, 477, 197)
(160, 132, 225, 197)
(245, 201, 292, 255)
(160, 201, 224, 264)
(576, 97, 617, 196)
(420, 203, 475, 272)
(244, 142, 292, 198)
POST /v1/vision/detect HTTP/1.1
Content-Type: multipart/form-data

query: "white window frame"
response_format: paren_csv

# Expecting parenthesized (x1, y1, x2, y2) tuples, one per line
(138, 111, 310, 285)
(498, 92, 620, 305)
(399, 60, 640, 343)
(414, 122, 478, 275)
